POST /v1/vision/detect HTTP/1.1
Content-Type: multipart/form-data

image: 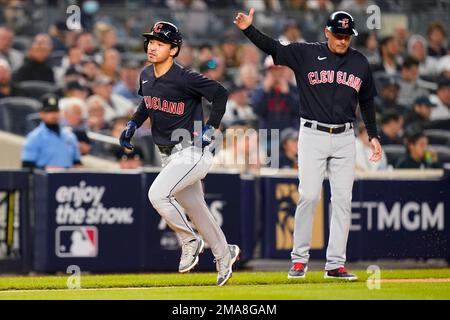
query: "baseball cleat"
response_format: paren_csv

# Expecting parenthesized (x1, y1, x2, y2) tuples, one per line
(178, 238, 205, 273)
(324, 267, 358, 280)
(288, 263, 308, 279)
(216, 244, 240, 286)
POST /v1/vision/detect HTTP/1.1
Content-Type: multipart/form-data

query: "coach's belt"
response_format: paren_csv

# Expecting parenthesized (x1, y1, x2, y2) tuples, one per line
(303, 121, 352, 134)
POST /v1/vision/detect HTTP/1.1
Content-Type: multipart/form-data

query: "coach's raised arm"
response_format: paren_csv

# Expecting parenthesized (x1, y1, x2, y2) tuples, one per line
(234, 8, 279, 57)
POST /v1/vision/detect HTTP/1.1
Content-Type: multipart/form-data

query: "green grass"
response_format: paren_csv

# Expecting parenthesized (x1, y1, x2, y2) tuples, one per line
(0, 269, 449, 300)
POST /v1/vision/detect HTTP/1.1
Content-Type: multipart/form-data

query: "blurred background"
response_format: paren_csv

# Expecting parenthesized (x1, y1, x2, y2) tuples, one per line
(0, 0, 449, 274)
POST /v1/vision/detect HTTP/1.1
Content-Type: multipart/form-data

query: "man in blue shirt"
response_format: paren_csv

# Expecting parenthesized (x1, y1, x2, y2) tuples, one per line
(22, 93, 81, 170)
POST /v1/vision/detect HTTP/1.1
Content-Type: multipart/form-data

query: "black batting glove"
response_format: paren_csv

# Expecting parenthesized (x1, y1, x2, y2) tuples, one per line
(119, 120, 137, 150)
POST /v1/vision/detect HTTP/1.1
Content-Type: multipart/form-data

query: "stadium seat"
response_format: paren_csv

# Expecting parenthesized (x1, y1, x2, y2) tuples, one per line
(12, 36, 31, 52)
(383, 144, 407, 167)
(424, 129, 450, 146)
(0, 97, 42, 136)
(16, 81, 59, 100)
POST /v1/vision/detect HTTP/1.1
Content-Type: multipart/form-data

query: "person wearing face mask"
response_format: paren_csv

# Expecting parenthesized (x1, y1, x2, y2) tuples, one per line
(21, 94, 81, 170)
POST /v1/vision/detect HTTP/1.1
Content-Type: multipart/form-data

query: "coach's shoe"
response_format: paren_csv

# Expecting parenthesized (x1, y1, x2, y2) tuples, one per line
(288, 263, 308, 279)
(179, 238, 205, 273)
(216, 244, 240, 286)
(324, 267, 358, 281)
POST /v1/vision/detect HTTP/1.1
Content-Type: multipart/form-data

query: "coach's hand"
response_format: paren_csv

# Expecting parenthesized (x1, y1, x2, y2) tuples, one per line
(234, 8, 254, 30)
(369, 137, 382, 162)
(119, 120, 137, 150)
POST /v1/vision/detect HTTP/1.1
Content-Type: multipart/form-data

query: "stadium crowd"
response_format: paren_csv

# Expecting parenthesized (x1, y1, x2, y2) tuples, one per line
(0, 0, 449, 171)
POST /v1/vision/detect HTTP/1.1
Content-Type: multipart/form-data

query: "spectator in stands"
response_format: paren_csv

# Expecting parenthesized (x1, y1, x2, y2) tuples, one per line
(427, 21, 447, 58)
(284, 0, 308, 11)
(91, 75, 134, 122)
(308, 0, 334, 13)
(0, 26, 24, 71)
(221, 85, 257, 128)
(109, 117, 144, 169)
(113, 59, 141, 103)
(197, 44, 214, 65)
(372, 36, 400, 76)
(55, 45, 84, 85)
(355, 32, 380, 66)
(355, 122, 388, 171)
(397, 57, 430, 108)
(175, 43, 193, 68)
(237, 44, 261, 66)
(404, 96, 434, 132)
(64, 46, 83, 69)
(94, 22, 124, 53)
(379, 109, 404, 145)
(76, 31, 97, 58)
(338, 0, 376, 13)
(279, 19, 305, 45)
(213, 124, 264, 171)
(59, 97, 87, 131)
(0, 59, 25, 98)
(220, 29, 240, 68)
(430, 78, 450, 120)
(13, 34, 54, 83)
(392, 24, 409, 58)
(80, 57, 101, 83)
(251, 55, 299, 131)
(167, 0, 211, 36)
(199, 57, 231, 88)
(237, 63, 260, 92)
(436, 55, 450, 79)
(64, 80, 89, 100)
(48, 20, 68, 53)
(100, 48, 121, 83)
(21, 94, 81, 170)
(407, 35, 439, 78)
(396, 131, 439, 169)
(279, 127, 298, 169)
(73, 129, 92, 156)
(86, 95, 109, 133)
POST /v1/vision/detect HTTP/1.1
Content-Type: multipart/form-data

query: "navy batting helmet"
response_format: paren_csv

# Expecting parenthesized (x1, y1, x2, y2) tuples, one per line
(142, 21, 183, 56)
(326, 11, 358, 36)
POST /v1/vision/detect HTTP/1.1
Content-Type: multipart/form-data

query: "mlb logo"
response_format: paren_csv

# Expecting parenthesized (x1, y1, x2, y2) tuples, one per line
(55, 226, 98, 258)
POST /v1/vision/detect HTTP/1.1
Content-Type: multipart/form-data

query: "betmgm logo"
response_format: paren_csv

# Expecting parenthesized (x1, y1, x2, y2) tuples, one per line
(275, 183, 324, 250)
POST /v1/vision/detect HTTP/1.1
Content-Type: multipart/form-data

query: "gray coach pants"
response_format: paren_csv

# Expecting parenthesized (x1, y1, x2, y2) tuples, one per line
(291, 118, 356, 271)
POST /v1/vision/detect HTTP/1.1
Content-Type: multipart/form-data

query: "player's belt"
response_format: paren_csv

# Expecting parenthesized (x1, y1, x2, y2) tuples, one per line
(157, 144, 175, 156)
(303, 121, 352, 134)
(157, 141, 193, 156)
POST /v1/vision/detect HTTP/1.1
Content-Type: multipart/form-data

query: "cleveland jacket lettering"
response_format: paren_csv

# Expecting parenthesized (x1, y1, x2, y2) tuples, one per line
(308, 70, 362, 92)
(143, 96, 185, 115)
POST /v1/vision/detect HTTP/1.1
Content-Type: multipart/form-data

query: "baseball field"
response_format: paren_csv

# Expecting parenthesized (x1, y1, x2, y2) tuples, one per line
(0, 269, 449, 300)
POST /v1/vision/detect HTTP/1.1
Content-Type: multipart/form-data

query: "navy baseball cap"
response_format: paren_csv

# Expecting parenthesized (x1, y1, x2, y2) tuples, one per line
(414, 96, 435, 107)
(326, 11, 358, 36)
(142, 21, 182, 47)
(40, 93, 60, 113)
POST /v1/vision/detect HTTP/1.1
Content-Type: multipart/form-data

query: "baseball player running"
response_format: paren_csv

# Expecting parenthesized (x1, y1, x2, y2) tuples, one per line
(235, 10, 383, 280)
(119, 21, 240, 286)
